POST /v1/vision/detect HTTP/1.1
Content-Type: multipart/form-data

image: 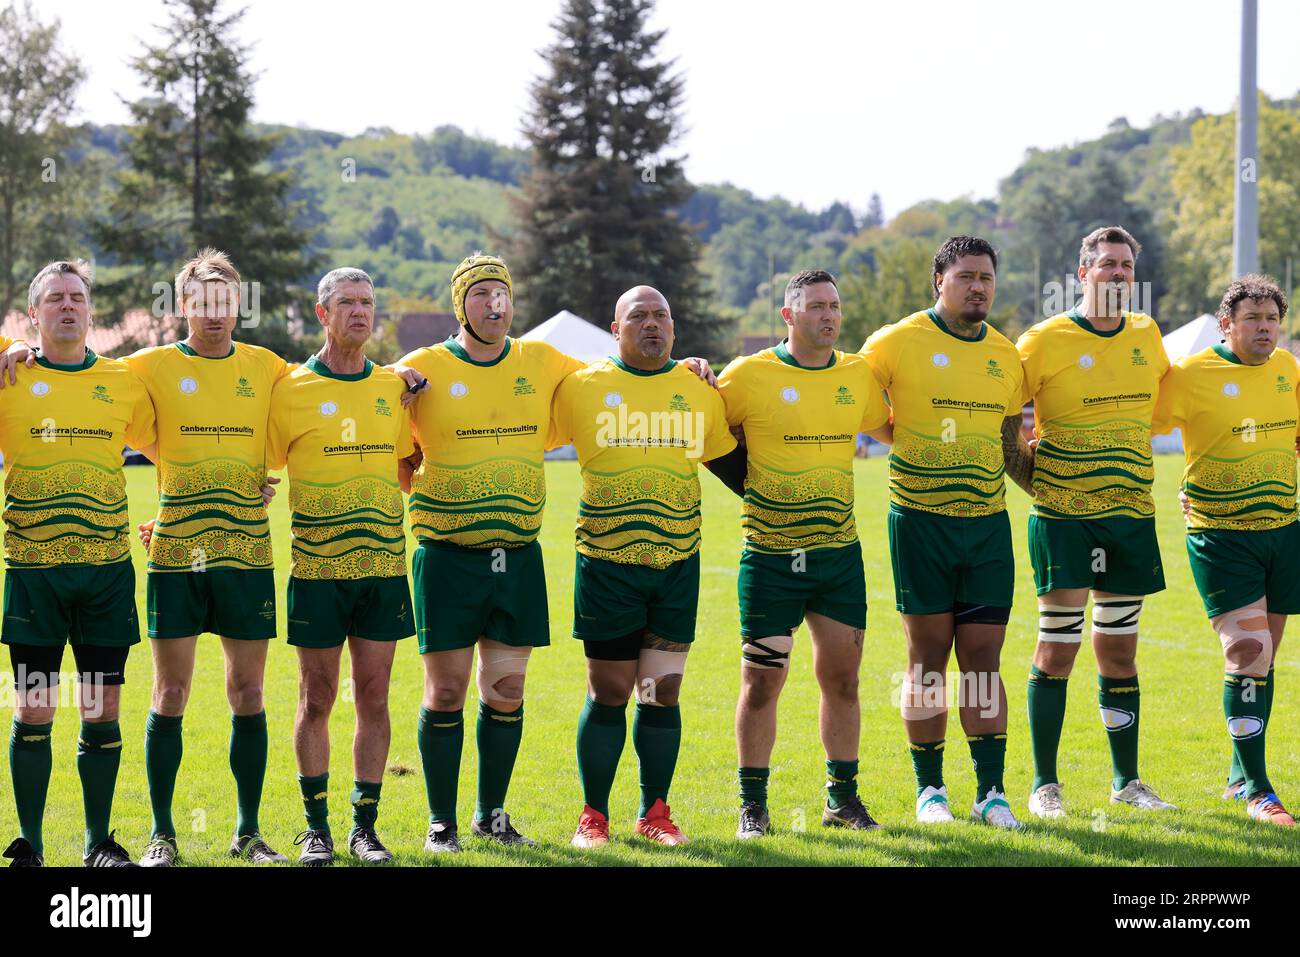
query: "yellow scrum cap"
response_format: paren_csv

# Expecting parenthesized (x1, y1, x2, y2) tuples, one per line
(450, 253, 513, 327)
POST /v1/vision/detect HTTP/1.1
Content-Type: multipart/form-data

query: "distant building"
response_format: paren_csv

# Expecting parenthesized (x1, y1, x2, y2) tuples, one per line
(390, 312, 458, 353)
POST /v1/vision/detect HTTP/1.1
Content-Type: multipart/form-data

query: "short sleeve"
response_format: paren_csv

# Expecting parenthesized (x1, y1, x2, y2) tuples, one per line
(717, 358, 749, 428)
(124, 374, 157, 451)
(546, 374, 576, 450)
(265, 378, 292, 471)
(552, 347, 589, 382)
(857, 365, 890, 431)
(859, 326, 895, 391)
(1016, 327, 1042, 404)
(702, 387, 738, 461)
(1004, 354, 1026, 416)
(1150, 363, 1185, 436)
(0, 335, 13, 352)
(395, 401, 416, 460)
(271, 352, 291, 382)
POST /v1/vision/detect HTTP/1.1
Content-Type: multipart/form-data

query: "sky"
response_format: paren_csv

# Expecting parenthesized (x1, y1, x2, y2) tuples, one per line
(48, 0, 1300, 219)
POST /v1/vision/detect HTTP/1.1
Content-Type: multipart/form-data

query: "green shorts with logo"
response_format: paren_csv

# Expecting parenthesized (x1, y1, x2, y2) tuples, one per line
(573, 551, 700, 646)
(413, 539, 549, 654)
(2, 559, 140, 648)
(147, 568, 277, 640)
(1027, 513, 1165, 597)
(288, 575, 415, 649)
(738, 541, 866, 637)
(1186, 521, 1300, 618)
(887, 505, 1014, 614)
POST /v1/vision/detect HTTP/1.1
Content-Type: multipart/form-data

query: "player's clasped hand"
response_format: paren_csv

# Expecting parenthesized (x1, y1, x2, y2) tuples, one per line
(390, 365, 430, 407)
(262, 475, 280, 506)
(138, 519, 155, 549)
(0, 341, 37, 386)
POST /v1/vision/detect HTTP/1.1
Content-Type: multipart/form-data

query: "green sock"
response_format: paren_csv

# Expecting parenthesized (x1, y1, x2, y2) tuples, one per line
(417, 708, 463, 824)
(475, 701, 523, 824)
(576, 698, 626, 818)
(825, 758, 858, 809)
(1224, 673, 1272, 798)
(9, 720, 53, 855)
(909, 739, 945, 795)
(632, 704, 681, 817)
(1027, 666, 1068, 790)
(144, 711, 183, 838)
(350, 779, 381, 830)
(1233, 664, 1277, 785)
(738, 766, 769, 808)
(967, 733, 1007, 798)
(77, 720, 123, 854)
(299, 772, 329, 832)
(229, 711, 267, 836)
(1099, 673, 1140, 790)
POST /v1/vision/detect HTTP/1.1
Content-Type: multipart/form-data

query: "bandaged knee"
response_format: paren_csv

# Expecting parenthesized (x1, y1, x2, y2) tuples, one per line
(1038, 604, 1086, 643)
(1092, 596, 1143, 636)
(741, 634, 794, 670)
(635, 648, 687, 705)
(1212, 602, 1273, 676)
(899, 666, 947, 721)
(476, 646, 531, 705)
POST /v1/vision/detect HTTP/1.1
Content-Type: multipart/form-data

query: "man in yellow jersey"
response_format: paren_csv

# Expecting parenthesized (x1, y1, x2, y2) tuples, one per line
(266, 268, 417, 865)
(717, 269, 891, 838)
(1012, 226, 1175, 819)
(397, 255, 714, 853)
(2, 261, 156, 867)
(125, 249, 293, 866)
(1154, 275, 1297, 827)
(551, 285, 735, 849)
(862, 237, 1026, 829)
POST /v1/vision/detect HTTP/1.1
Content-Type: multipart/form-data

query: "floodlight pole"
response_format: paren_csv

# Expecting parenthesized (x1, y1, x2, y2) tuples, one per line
(1233, 0, 1259, 278)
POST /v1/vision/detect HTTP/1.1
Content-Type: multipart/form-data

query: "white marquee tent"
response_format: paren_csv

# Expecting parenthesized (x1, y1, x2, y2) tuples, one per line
(1162, 313, 1220, 363)
(519, 310, 615, 364)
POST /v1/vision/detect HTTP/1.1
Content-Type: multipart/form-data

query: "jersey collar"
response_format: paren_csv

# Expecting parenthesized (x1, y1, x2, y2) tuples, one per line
(774, 339, 836, 369)
(926, 308, 987, 342)
(1066, 307, 1127, 338)
(35, 347, 98, 371)
(176, 341, 235, 359)
(305, 354, 373, 381)
(610, 355, 676, 376)
(444, 335, 511, 367)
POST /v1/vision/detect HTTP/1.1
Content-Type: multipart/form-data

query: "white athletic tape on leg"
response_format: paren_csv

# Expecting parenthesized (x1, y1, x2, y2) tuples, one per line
(1091, 596, 1143, 635)
(1038, 604, 1086, 643)
(899, 673, 946, 721)
(1211, 602, 1272, 676)
(741, 634, 794, 670)
(476, 646, 531, 702)
(635, 648, 687, 705)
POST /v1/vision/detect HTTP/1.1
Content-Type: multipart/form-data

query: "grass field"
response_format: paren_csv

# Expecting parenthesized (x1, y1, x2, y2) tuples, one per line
(3, 456, 1297, 867)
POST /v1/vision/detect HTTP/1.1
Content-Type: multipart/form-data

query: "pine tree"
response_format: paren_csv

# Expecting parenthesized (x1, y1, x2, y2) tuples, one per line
(512, 0, 731, 361)
(96, 0, 317, 352)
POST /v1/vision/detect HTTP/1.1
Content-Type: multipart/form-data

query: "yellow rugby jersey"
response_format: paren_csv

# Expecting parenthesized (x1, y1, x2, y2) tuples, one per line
(548, 357, 736, 568)
(266, 357, 415, 579)
(399, 337, 585, 548)
(718, 342, 889, 554)
(1152, 344, 1300, 531)
(861, 309, 1023, 517)
(0, 350, 156, 568)
(1018, 309, 1170, 520)
(124, 341, 289, 571)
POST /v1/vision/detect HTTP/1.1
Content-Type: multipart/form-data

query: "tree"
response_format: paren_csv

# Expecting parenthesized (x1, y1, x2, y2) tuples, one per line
(862, 193, 885, 230)
(511, 0, 731, 361)
(96, 0, 318, 350)
(0, 2, 86, 315)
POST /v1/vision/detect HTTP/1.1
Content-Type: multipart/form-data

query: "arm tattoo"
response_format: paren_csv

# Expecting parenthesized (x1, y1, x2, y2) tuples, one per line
(1001, 414, 1035, 495)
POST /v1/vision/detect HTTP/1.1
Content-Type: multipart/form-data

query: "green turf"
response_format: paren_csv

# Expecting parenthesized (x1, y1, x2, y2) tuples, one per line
(3, 456, 1296, 866)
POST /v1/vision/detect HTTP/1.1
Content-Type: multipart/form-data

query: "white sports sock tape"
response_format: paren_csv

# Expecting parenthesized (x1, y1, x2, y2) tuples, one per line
(1038, 604, 1085, 643)
(1091, 596, 1143, 636)
(741, 634, 794, 670)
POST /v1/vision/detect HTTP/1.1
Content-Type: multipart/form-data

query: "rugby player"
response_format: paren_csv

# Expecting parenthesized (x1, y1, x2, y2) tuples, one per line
(397, 256, 714, 853)
(862, 237, 1026, 828)
(266, 268, 417, 865)
(1153, 275, 1296, 826)
(2, 261, 156, 866)
(717, 269, 892, 837)
(1012, 226, 1175, 818)
(550, 285, 735, 848)
(126, 249, 293, 865)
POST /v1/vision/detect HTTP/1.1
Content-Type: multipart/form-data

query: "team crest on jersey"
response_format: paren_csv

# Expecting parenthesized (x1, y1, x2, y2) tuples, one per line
(1223, 382, 1240, 398)
(235, 376, 255, 398)
(30, 381, 49, 397)
(603, 391, 622, 408)
(1131, 347, 1147, 367)
(985, 358, 1004, 379)
(449, 382, 469, 398)
(931, 352, 949, 368)
(780, 387, 799, 404)
(669, 393, 691, 412)
(91, 384, 113, 405)
(1278, 375, 1292, 393)
(374, 396, 392, 417)
(834, 385, 855, 405)
(1227, 716, 1263, 739)
(1099, 706, 1135, 731)
(1078, 354, 1095, 370)
(319, 401, 338, 417)
(513, 376, 535, 397)
(179, 377, 198, 394)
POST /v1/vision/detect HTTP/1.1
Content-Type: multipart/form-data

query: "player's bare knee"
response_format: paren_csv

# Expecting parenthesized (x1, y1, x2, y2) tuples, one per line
(430, 684, 467, 711)
(16, 704, 55, 725)
(740, 667, 785, 710)
(817, 666, 858, 703)
(353, 677, 388, 719)
(153, 682, 189, 716)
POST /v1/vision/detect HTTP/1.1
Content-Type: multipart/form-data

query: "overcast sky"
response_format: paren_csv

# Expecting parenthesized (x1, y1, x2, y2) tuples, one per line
(48, 0, 1300, 218)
